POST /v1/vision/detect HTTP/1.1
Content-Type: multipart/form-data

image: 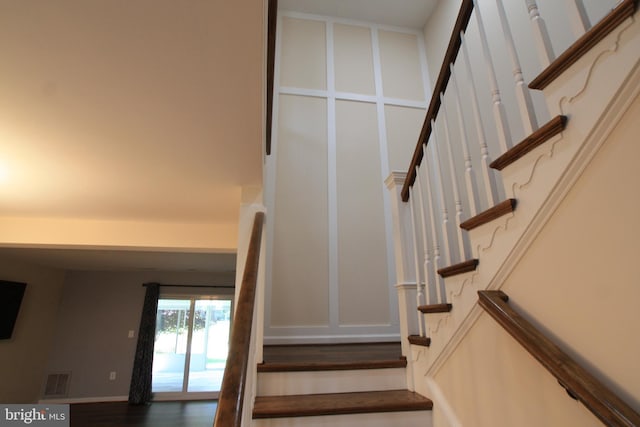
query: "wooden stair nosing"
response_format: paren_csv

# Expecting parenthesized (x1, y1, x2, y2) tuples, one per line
(253, 390, 433, 419)
(529, 0, 637, 90)
(437, 259, 479, 277)
(460, 199, 517, 231)
(490, 115, 568, 171)
(408, 335, 431, 347)
(418, 303, 453, 314)
(257, 357, 407, 372)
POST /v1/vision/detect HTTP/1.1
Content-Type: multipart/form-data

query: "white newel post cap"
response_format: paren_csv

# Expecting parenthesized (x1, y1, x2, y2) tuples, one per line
(385, 171, 408, 190)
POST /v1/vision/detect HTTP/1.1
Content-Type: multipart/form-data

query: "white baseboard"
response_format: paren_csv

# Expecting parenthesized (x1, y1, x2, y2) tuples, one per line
(39, 395, 128, 404)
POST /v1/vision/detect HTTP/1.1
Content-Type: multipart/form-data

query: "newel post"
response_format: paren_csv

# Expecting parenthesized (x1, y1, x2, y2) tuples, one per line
(385, 171, 419, 390)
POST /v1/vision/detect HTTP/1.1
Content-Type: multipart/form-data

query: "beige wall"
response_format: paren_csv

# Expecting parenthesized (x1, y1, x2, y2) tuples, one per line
(45, 270, 235, 400)
(267, 14, 428, 342)
(272, 94, 329, 327)
(379, 30, 425, 101)
(335, 100, 388, 325)
(0, 217, 239, 252)
(435, 314, 601, 427)
(422, 1, 459, 90)
(432, 91, 640, 425)
(502, 92, 640, 408)
(334, 24, 375, 95)
(280, 18, 326, 90)
(0, 256, 65, 403)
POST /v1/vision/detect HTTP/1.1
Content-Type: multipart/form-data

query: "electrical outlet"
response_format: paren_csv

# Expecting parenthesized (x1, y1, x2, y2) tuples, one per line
(128, 330, 135, 338)
(109, 371, 116, 381)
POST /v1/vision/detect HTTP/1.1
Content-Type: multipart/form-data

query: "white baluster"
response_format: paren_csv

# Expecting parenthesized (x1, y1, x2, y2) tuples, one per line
(473, 0, 512, 152)
(429, 121, 454, 266)
(495, 0, 538, 135)
(423, 145, 445, 304)
(414, 165, 432, 306)
(460, 31, 500, 207)
(524, 0, 555, 67)
(449, 62, 480, 217)
(409, 186, 425, 337)
(439, 93, 469, 262)
(565, 0, 591, 37)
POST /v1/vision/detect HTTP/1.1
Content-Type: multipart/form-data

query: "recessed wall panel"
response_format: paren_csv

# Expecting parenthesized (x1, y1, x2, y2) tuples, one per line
(272, 94, 329, 327)
(336, 100, 389, 325)
(334, 24, 375, 95)
(379, 31, 425, 101)
(385, 105, 427, 172)
(280, 18, 327, 90)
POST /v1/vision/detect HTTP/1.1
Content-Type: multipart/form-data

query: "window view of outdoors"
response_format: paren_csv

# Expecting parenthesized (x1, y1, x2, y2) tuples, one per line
(152, 298, 232, 394)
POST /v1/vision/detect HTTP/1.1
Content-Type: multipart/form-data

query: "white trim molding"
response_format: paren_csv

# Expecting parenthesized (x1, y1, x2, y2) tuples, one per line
(265, 10, 430, 344)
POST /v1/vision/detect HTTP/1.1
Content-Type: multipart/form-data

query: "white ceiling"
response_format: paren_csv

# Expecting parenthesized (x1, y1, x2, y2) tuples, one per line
(0, 0, 439, 272)
(0, 1, 265, 271)
(279, 0, 440, 29)
(0, 1, 264, 223)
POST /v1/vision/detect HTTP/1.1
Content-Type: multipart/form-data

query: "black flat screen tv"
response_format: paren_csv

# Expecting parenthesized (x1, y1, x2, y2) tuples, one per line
(0, 280, 27, 340)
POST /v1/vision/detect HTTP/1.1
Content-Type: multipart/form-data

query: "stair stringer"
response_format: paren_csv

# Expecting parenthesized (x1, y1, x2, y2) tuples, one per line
(405, 12, 640, 406)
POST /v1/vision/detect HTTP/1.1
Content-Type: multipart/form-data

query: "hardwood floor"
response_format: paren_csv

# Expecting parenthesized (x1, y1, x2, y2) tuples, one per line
(71, 344, 406, 425)
(70, 401, 217, 427)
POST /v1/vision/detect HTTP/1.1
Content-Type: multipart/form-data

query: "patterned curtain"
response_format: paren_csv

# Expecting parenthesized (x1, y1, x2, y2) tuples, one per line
(128, 282, 160, 405)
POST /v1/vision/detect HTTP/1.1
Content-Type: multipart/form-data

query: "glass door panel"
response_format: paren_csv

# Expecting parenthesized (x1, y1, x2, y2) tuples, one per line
(187, 299, 232, 392)
(152, 299, 191, 392)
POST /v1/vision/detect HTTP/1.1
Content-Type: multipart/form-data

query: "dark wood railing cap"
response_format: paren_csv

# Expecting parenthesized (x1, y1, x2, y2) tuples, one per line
(213, 212, 265, 427)
(479, 290, 640, 426)
(401, 0, 474, 202)
(266, 0, 278, 155)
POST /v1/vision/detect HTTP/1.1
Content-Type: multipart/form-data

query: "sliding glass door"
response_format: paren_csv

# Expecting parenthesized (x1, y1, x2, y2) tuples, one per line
(151, 297, 232, 398)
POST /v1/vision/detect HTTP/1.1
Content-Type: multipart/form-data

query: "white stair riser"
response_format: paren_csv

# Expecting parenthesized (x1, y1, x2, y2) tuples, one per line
(253, 410, 432, 427)
(257, 368, 407, 396)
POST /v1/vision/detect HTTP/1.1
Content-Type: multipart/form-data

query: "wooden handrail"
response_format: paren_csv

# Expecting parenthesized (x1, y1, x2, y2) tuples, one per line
(400, 0, 474, 202)
(478, 290, 640, 426)
(266, 0, 278, 155)
(213, 211, 265, 427)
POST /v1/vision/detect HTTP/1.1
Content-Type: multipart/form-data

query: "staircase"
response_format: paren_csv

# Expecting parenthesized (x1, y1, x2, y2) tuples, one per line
(252, 343, 433, 426)
(251, 1, 640, 426)
(385, 0, 640, 425)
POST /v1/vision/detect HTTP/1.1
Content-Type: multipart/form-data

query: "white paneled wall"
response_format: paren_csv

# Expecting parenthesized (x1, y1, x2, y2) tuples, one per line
(264, 12, 431, 343)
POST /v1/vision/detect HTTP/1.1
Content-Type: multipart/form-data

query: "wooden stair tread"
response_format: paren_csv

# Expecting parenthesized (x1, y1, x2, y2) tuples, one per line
(253, 390, 433, 419)
(491, 115, 567, 171)
(408, 335, 431, 347)
(418, 303, 452, 314)
(460, 199, 517, 231)
(260, 342, 404, 372)
(529, 0, 636, 90)
(262, 342, 400, 361)
(438, 259, 478, 277)
(258, 358, 407, 372)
